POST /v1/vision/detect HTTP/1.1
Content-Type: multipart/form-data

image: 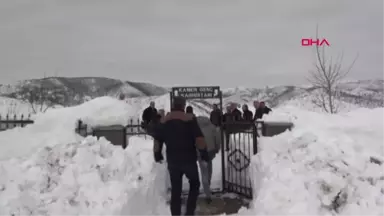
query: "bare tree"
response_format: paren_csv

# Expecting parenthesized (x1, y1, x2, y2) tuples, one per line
(16, 85, 66, 114)
(307, 26, 358, 113)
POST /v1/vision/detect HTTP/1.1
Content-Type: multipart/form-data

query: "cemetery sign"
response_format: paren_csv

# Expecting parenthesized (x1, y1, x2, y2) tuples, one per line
(171, 86, 220, 99)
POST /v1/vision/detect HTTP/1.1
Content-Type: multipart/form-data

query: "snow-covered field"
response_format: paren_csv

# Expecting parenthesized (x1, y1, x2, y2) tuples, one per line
(0, 96, 383, 215)
(247, 107, 384, 215)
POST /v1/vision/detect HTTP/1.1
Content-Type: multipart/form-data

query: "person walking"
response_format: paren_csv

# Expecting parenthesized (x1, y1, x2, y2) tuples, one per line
(152, 97, 209, 216)
(209, 104, 222, 127)
(141, 101, 158, 129)
(196, 116, 221, 204)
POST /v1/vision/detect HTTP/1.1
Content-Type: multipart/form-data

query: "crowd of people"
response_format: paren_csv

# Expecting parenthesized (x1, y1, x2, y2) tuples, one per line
(210, 100, 272, 127)
(140, 99, 271, 216)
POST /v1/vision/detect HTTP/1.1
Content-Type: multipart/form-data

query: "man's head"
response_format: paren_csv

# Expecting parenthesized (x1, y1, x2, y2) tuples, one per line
(213, 104, 218, 110)
(150, 101, 155, 108)
(226, 106, 231, 113)
(230, 102, 237, 110)
(260, 101, 265, 108)
(186, 105, 193, 114)
(242, 104, 248, 111)
(172, 96, 186, 111)
(253, 100, 260, 108)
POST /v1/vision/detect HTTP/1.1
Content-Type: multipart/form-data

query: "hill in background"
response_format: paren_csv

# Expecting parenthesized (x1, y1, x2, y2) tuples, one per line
(0, 77, 382, 116)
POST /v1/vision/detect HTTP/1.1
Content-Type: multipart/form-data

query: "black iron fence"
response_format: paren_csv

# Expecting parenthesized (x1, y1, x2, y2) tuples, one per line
(0, 114, 34, 132)
(75, 118, 293, 199)
(221, 120, 294, 198)
(222, 121, 258, 198)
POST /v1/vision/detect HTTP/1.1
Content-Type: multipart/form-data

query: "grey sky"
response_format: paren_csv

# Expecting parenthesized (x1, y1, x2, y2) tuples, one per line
(0, 0, 382, 88)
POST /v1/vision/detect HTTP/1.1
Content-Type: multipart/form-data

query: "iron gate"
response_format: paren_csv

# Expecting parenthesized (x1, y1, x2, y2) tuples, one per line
(221, 121, 258, 198)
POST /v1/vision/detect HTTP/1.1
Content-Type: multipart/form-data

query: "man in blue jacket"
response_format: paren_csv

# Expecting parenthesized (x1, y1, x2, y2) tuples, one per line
(152, 97, 209, 216)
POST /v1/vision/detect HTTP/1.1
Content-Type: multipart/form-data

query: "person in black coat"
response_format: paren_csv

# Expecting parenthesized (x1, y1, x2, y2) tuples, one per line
(185, 105, 196, 119)
(146, 109, 165, 137)
(230, 103, 242, 121)
(254, 101, 272, 120)
(142, 101, 158, 127)
(241, 104, 253, 122)
(209, 104, 222, 127)
(222, 106, 231, 125)
(152, 97, 209, 216)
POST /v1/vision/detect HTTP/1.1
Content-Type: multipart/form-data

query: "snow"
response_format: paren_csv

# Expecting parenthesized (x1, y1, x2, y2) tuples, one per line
(108, 82, 146, 98)
(244, 106, 384, 215)
(0, 95, 383, 215)
(0, 96, 133, 161)
(0, 136, 169, 215)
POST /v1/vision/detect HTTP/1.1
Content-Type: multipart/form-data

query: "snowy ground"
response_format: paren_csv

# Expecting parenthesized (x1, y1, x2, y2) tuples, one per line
(0, 96, 383, 215)
(243, 106, 384, 215)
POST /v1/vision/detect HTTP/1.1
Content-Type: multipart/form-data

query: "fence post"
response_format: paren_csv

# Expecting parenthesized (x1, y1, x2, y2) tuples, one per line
(261, 121, 266, 136)
(77, 119, 82, 135)
(20, 114, 24, 127)
(123, 126, 127, 149)
(252, 123, 258, 154)
(13, 114, 17, 127)
(5, 114, 9, 129)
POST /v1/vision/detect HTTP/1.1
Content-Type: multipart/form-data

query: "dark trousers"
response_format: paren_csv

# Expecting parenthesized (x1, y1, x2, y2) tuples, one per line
(225, 131, 230, 151)
(168, 163, 200, 216)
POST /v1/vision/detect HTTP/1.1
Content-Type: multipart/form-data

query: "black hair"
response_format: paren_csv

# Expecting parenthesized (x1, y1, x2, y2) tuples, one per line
(186, 105, 193, 114)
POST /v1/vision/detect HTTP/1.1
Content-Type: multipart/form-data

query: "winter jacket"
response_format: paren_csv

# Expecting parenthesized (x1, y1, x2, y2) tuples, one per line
(142, 106, 158, 125)
(196, 116, 221, 155)
(231, 109, 242, 121)
(254, 107, 272, 120)
(152, 111, 204, 165)
(242, 110, 253, 122)
(210, 109, 223, 127)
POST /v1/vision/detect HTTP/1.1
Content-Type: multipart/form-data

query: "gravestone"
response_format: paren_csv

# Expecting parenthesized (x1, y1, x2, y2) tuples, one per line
(262, 121, 293, 137)
(92, 125, 127, 148)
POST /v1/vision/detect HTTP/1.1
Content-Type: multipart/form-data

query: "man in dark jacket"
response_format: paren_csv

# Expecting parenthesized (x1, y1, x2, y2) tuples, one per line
(209, 104, 222, 127)
(146, 109, 165, 137)
(222, 105, 232, 124)
(241, 104, 253, 122)
(230, 103, 242, 121)
(142, 101, 158, 127)
(152, 97, 209, 216)
(254, 101, 272, 120)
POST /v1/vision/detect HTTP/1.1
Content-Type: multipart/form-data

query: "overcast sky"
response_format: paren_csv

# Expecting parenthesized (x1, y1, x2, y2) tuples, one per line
(0, 0, 382, 88)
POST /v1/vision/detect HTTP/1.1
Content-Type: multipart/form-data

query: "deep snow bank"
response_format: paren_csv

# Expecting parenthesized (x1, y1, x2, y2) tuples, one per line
(0, 97, 133, 161)
(0, 136, 169, 215)
(247, 107, 384, 215)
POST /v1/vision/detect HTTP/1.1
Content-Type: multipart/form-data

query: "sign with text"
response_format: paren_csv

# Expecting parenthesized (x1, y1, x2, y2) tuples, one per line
(172, 86, 220, 99)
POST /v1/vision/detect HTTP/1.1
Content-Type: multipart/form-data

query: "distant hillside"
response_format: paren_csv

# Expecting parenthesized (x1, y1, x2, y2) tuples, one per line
(220, 79, 383, 109)
(0, 77, 168, 106)
(0, 77, 382, 116)
(126, 79, 383, 117)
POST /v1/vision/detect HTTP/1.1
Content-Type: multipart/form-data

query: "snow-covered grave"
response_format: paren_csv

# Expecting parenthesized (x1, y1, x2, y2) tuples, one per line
(0, 97, 382, 215)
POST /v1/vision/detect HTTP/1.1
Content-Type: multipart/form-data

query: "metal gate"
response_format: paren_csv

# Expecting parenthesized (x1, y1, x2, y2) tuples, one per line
(221, 122, 258, 198)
